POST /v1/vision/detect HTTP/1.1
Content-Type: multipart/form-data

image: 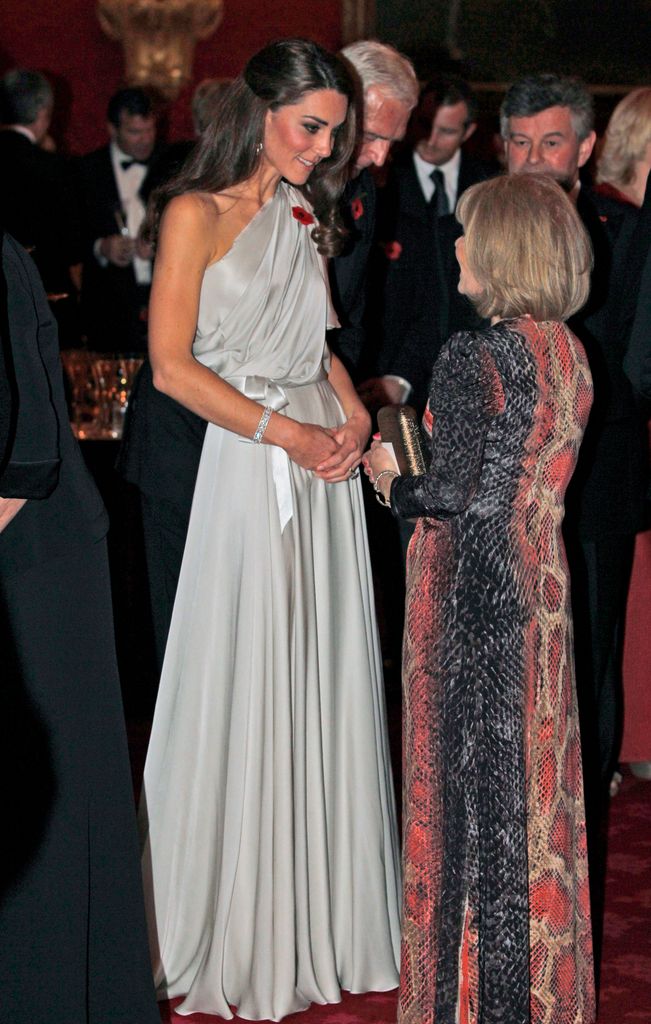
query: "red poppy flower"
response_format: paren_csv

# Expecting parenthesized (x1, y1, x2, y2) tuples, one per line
(384, 240, 402, 261)
(351, 196, 364, 220)
(292, 205, 314, 226)
(599, 215, 608, 223)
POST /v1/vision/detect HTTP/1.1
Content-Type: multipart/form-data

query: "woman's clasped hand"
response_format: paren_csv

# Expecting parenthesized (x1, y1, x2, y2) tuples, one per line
(314, 408, 370, 481)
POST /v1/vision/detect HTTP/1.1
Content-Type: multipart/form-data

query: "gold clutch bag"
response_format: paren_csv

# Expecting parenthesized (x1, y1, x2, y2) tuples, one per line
(376, 404, 427, 476)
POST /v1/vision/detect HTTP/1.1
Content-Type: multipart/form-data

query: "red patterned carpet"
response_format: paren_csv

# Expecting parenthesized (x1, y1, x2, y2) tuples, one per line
(160, 991, 398, 1024)
(153, 769, 650, 1024)
(597, 770, 651, 1024)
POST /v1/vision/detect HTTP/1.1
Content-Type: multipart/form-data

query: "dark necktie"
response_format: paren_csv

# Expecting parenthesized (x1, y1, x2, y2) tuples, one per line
(121, 158, 149, 171)
(429, 168, 450, 217)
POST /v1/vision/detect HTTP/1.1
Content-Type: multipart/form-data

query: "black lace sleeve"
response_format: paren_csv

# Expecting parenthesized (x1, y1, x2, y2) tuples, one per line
(390, 329, 504, 520)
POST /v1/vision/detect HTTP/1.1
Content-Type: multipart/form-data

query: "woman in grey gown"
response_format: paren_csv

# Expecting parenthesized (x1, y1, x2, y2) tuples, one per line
(139, 39, 401, 1021)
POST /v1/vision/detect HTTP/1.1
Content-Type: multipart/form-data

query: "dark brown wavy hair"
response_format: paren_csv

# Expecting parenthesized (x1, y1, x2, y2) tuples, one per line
(145, 38, 356, 257)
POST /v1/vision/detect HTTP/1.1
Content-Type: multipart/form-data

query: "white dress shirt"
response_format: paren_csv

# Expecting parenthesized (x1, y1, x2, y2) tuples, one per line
(93, 141, 151, 284)
(413, 148, 462, 213)
(7, 124, 37, 144)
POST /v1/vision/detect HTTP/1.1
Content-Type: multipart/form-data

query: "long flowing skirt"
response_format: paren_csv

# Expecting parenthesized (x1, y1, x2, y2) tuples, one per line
(140, 378, 401, 1020)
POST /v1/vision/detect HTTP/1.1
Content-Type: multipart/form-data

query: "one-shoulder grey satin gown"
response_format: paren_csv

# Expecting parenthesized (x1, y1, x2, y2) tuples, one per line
(139, 183, 401, 1020)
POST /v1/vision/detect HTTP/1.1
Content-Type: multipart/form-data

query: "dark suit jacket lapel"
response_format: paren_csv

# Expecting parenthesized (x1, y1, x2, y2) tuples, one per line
(399, 159, 449, 341)
(398, 157, 429, 220)
(88, 148, 122, 239)
(457, 152, 473, 199)
(331, 170, 374, 308)
(101, 147, 120, 205)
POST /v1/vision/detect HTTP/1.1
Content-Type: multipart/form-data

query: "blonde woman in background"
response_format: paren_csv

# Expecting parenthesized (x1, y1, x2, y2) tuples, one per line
(596, 87, 651, 208)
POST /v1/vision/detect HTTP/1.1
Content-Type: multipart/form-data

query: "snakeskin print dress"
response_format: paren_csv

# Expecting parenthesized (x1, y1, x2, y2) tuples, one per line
(391, 317, 596, 1024)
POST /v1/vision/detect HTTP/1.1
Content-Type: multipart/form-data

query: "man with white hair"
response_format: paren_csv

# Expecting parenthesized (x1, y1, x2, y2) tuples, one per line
(342, 40, 418, 173)
(328, 40, 418, 377)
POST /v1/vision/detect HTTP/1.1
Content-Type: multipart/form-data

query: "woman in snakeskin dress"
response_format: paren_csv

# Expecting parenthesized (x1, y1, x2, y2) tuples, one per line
(364, 174, 597, 1024)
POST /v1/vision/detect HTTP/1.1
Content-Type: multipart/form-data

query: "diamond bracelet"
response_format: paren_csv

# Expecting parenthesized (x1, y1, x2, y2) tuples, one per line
(252, 405, 273, 444)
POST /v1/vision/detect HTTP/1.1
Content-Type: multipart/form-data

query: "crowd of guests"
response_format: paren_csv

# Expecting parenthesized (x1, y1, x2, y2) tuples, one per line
(1, 34, 650, 1024)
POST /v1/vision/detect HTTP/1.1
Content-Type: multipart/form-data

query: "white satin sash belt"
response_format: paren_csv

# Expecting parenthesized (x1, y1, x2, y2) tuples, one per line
(229, 370, 327, 534)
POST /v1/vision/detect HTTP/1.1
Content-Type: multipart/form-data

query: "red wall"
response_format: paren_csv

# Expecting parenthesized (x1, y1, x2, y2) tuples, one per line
(0, 0, 342, 154)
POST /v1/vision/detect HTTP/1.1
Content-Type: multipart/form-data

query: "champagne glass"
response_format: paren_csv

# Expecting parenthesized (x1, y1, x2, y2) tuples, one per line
(61, 349, 102, 438)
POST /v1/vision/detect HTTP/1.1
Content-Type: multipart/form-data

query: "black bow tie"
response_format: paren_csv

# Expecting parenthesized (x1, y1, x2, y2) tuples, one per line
(121, 158, 149, 171)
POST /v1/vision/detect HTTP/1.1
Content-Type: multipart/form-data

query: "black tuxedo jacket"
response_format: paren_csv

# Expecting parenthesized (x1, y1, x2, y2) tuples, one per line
(327, 169, 376, 380)
(369, 150, 493, 412)
(76, 145, 158, 351)
(141, 139, 196, 202)
(0, 233, 107, 575)
(0, 130, 82, 292)
(565, 186, 648, 538)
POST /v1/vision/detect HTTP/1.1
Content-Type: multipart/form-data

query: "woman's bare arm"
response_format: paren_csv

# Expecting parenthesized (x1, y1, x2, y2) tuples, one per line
(148, 194, 340, 469)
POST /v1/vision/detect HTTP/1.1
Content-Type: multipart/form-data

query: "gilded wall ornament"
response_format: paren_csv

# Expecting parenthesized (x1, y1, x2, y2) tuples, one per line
(97, 0, 224, 100)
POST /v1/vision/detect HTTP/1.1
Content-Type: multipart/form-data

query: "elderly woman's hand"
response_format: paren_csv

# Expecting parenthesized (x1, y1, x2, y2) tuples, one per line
(362, 438, 396, 481)
(362, 439, 401, 504)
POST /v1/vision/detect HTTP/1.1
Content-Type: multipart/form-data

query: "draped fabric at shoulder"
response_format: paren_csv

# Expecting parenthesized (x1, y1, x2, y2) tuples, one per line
(192, 183, 330, 387)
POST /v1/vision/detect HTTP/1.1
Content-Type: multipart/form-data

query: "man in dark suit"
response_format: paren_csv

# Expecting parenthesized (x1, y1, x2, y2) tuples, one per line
(77, 87, 158, 352)
(621, 173, 651, 403)
(502, 72, 649, 976)
(0, 69, 82, 342)
(0, 230, 158, 1023)
(330, 41, 418, 379)
(118, 42, 418, 669)
(360, 78, 495, 414)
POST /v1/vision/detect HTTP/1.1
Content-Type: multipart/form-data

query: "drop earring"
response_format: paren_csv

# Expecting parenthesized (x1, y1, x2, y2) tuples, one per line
(255, 142, 263, 155)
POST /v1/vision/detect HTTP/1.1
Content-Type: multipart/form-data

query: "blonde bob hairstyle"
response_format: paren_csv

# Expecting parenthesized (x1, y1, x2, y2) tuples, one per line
(456, 174, 592, 322)
(596, 87, 651, 188)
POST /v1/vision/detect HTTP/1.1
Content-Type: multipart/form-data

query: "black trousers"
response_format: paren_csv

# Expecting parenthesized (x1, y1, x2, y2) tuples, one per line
(571, 533, 636, 790)
(568, 530, 635, 983)
(140, 493, 191, 673)
(0, 538, 158, 1024)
